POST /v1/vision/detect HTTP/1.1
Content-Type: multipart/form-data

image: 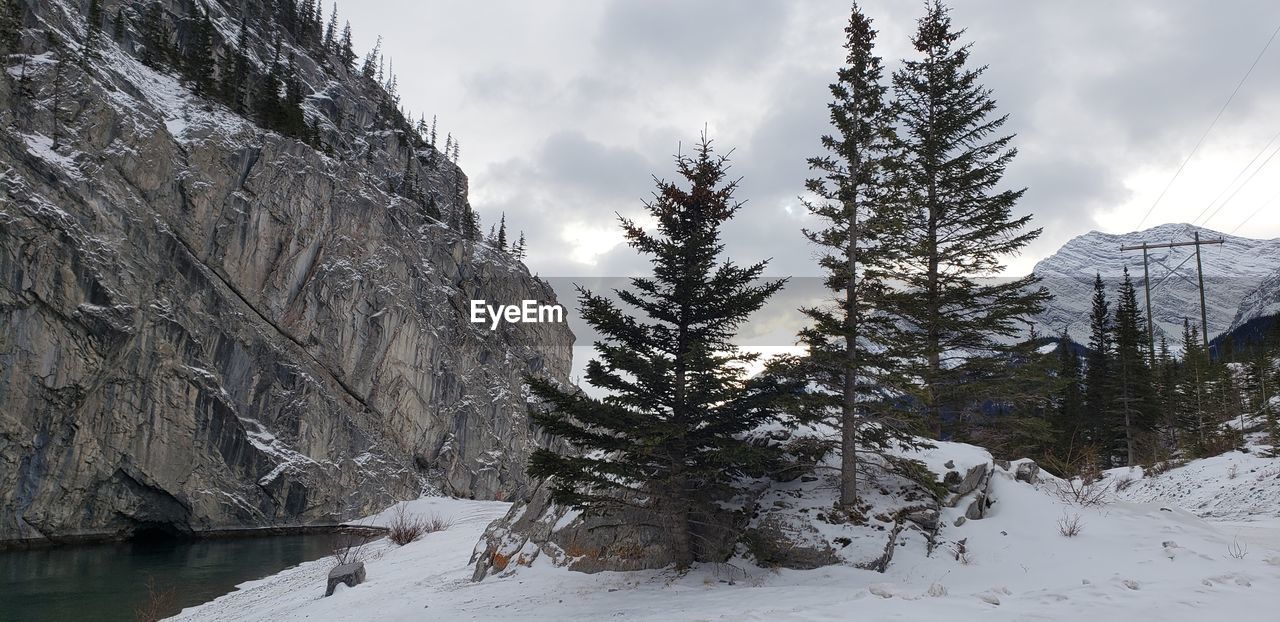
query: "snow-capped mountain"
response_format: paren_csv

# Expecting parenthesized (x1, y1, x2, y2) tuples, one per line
(1032, 223, 1280, 349)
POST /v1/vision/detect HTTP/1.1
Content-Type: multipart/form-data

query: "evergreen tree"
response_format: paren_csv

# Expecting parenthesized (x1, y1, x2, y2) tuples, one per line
(460, 203, 479, 240)
(496, 214, 508, 250)
(1051, 334, 1084, 457)
(527, 138, 788, 567)
(1178, 320, 1211, 453)
(1083, 274, 1112, 448)
(879, 0, 1049, 439)
(255, 40, 283, 130)
(360, 35, 381, 79)
(183, 7, 216, 95)
(338, 21, 354, 69)
(139, 2, 169, 68)
(512, 232, 527, 260)
(797, 2, 909, 509)
(82, 0, 104, 63)
(1155, 334, 1179, 453)
(112, 9, 125, 42)
(0, 0, 23, 56)
(322, 3, 337, 52)
(1111, 268, 1157, 465)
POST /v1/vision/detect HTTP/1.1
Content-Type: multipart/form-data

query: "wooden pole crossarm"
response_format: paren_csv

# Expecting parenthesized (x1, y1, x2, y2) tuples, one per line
(1119, 238, 1225, 251)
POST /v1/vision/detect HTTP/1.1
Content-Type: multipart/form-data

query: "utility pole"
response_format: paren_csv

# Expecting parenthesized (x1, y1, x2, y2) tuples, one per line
(1119, 234, 1224, 359)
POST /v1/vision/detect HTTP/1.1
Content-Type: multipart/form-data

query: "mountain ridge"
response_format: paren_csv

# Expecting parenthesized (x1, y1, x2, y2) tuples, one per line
(1031, 223, 1280, 348)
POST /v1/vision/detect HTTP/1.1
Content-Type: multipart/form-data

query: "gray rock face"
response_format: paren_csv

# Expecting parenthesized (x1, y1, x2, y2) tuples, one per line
(0, 1, 572, 544)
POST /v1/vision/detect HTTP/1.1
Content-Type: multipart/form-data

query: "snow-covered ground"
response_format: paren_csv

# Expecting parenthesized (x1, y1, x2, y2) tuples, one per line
(171, 448, 1280, 622)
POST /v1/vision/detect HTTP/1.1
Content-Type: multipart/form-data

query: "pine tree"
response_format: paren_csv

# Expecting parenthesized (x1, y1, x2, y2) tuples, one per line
(1051, 334, 1084, 457)
(139, 2, 169, 68)
(527, 138, 788, 567)
(183, 7, 216, 95)
(460, 203, 479, 240)
(1112, 268, 1157, 465)
(0, 0, 23, 56)
(338, 21, 354, 69)
(255, 40, 283, 131)
(496, 214, 508, 250)
(1178, 320, 1211, 453)
(879, 0, 1049, 439)
(1083, 274, 1112, 448)
(112, 9, 125, 42)
(512, 232, 527, 260)
(322, 3, 337, 52)
(361, 36, 381, 80)
(1155, 334, 1179, 452)
(796, 2, 910, 509)
(82, 0, 104, 63)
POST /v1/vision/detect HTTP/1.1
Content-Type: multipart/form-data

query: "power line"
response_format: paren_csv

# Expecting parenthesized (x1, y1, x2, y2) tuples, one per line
(1135, 19, 1280, 230)
(1229, 185, 1280, 234)
(1192, 134, 1280, 227)
(1190, 128, 1280, 227)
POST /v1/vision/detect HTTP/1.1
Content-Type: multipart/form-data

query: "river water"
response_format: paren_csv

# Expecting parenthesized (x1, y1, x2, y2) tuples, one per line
(0, 532, 354, 621)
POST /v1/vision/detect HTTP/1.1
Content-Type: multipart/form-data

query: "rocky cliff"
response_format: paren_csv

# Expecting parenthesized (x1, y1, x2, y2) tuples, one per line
(0, 0, 572, 544)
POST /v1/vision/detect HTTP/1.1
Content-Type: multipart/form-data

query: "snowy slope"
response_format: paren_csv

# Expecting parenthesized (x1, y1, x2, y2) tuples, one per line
(171, 447, 1280, 622)
(1032, 223, 1280, 347)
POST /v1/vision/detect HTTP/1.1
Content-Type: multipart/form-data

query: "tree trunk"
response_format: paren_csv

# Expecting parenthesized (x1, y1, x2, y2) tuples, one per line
(840, 206, 860, 508)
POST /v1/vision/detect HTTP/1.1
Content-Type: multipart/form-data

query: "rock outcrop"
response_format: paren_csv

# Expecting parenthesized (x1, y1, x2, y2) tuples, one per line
(0, 0, 572, 544)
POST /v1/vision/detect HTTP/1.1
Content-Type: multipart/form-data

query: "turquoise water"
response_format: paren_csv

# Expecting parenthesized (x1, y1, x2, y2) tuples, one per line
(0, 533, 357, 621)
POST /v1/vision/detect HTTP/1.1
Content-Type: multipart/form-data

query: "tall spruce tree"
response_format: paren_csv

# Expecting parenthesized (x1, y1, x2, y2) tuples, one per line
(1178, 320, 1211, 453)
(1051, 334, 1084, 457)
(1083, 274, 1112, 448)
(798, 2, 910, 509)
(139, 2, 169, 68)
(82, 0, 103, 62)
(879, 0, 1049, 438)
(0, 0, 22, 56)
(1111, 268, 1156, 465)
(527, 138, 788, 567)
(183, 7, 216, 95)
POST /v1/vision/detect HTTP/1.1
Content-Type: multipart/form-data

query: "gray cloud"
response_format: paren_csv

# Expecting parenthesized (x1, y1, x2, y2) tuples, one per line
(351, 0, 1280, 287)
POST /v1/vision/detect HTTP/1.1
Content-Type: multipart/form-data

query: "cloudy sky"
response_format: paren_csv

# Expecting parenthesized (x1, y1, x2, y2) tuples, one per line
(337, 1, 1280, 380)
(346, 0, 1280, 283)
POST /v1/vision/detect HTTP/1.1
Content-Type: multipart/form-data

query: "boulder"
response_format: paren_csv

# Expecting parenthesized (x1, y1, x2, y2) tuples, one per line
(325, 562, 366, 597)
(1014, 460, 1041, 484)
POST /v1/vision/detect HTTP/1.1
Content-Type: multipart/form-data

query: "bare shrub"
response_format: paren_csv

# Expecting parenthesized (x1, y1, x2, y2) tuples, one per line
(332, 532, 373, 565)
(135, 576, 177, 622)
(387, 505, 452, 546)
(1227, 463, 1239, 480)
(1053, 449, 1111, 506)
(1057, 512, 1084, 537)
(950, 538, 970, 564)
(1144, 459, 1185, 478)
(1054, 477, 1111, 507)
(1227, 537, 1248, 559)
(1113, 475, 1136, 492)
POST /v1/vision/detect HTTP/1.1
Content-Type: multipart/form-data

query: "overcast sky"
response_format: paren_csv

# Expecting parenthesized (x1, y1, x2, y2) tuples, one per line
(344, 0, 1280, 282)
